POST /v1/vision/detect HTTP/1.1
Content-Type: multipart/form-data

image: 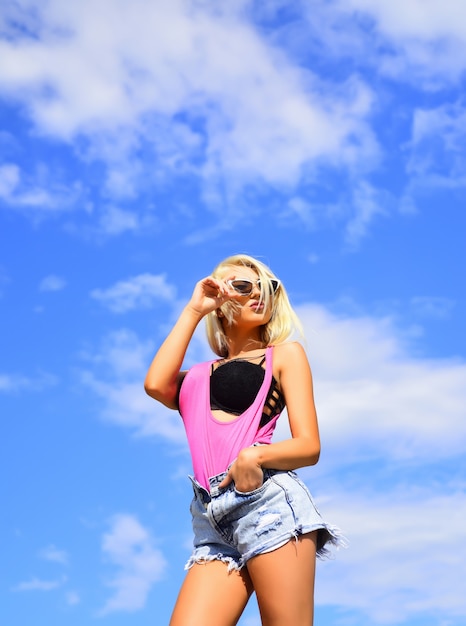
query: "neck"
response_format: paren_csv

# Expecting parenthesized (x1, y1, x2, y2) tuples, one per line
(224, 331, 265, 359)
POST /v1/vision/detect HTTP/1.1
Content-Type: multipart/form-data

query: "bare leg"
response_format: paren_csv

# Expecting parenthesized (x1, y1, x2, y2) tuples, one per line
(246, 531, 317, 626)
(169, 560, 254, 626)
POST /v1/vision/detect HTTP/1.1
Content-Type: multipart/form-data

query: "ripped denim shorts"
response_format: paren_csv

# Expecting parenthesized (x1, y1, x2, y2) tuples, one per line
(186, 468, 342, 572)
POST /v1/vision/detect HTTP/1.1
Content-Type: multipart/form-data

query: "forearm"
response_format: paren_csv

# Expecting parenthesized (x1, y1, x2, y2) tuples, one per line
(144, 305, 203, 406)
(242, 437, 320, 472)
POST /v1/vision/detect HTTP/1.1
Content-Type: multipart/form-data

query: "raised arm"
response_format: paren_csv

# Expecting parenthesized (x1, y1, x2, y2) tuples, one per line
(144, 276, 231, 409)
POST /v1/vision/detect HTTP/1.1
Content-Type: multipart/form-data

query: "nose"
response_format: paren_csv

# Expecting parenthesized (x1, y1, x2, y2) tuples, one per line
(250, 281, 261, 297)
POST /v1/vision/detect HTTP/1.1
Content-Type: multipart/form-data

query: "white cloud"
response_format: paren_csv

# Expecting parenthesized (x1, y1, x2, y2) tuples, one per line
(0, 163, 20, 197)
(82, 374, 185, 442)
(38, 545, 68, 565)
(66, 590, 81, 605)
(326, 0, 466, 86)
(38, 274, 67, 292)
(410, 296, 455, 319)
(406, 102, 466, 187)
(12, 575, 67, 592)
(90, 274, 176, 313)
(80, 328, 153, 376)
(79, 329, 186, 441)
(294, 303, 466, 465)
(0, 371, 57, 393)
(344, 181, 388, 248)
(345, 0, 466, 41)
(97, 205, 140, 235)
(98, 514, 167, 615)
(316, 487, 466, 623)
(286, 197, 316, 229)
(0, 161, 84, 215)
(0, 0, 378, 200)
(278, 0, 466, 91)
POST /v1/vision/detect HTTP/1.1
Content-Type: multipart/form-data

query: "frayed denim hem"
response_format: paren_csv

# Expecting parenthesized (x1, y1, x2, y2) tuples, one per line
(237, 522, 347, 568)
(316, 523, 348, 559)
(185, 554, 242, 573)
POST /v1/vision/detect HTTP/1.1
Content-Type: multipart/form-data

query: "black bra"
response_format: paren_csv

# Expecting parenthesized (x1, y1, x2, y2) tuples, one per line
(210, 356, 285, 428)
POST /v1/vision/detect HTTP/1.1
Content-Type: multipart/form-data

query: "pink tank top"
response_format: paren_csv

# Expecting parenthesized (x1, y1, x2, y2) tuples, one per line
(178, 346, 282, 490)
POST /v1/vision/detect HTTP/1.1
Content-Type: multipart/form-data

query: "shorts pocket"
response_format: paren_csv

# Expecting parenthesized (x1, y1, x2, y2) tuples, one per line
(234, 475, 271, 497)
(286, 471, 321, 511)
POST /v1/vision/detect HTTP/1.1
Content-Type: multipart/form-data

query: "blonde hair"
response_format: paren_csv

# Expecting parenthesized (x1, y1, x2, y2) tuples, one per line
(205, 254, 303, 357)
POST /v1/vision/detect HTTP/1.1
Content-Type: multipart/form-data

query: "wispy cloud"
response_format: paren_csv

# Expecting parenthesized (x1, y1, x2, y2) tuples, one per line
(66, 590, 81, 606)
(0, 1, 378, 203)
(11, 575, 67, 592)
(344, 182, 389, 248)
(0, 163, 20, 197)
(79, 328, 186, 441)
(0, 0, 464, 250)
(291, 303, 466, 465)
(38, 545, 69, 565)
(0, 371, 57, 393)
(38, 275, 67, 292)
(316, 487, 466, 623)
(344, 0, 466, 85)
(410, 296, 455, 319)
(0, 162, 83, 216)
(98, 514, 167, 615)
(407, 102, 466, 187)
(296, 0, 466, 87)
(97, 205, 141, 236)
(90, 274, 176, 313)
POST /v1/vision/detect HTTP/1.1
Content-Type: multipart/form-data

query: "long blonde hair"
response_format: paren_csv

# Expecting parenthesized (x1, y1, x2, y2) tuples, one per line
(205, 254, 303, 357)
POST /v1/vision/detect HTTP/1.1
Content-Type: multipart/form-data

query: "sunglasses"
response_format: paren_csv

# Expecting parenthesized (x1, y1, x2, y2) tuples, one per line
(226, 278, 281, 296)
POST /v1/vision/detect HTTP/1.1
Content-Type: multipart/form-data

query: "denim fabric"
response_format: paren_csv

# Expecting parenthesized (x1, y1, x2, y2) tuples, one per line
(186, 469, 341, 571)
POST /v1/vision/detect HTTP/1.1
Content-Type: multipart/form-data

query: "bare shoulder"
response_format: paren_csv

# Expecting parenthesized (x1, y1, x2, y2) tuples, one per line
(273, 341, 310, 374)
(273, 341, 307, 359)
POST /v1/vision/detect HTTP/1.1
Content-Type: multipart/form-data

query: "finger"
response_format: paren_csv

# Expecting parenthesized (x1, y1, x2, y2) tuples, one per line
(203, 277, 231, 299)
(218, 473, 233, 489)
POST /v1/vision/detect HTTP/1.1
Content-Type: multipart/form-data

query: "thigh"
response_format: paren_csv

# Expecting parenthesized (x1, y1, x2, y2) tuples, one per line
(246, 531, 317, 626)
(170, 561, 254, 626)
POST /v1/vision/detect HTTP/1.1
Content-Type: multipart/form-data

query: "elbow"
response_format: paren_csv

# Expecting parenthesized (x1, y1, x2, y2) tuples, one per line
(305, 440, 321, 467)
(144, 380, 153, 397)
(144, 376, 178, 408)
(144, 377, 163, 400)
(144, 382, 156, 400)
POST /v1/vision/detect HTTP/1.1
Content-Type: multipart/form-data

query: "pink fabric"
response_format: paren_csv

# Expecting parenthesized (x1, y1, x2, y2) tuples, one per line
(178, 346, 282, 490)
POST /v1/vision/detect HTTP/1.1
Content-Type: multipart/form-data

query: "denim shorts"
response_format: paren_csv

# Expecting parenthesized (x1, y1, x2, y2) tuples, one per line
(186, 468, 342, 572)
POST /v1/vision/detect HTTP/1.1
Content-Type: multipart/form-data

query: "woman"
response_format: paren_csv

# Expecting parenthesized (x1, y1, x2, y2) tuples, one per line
(144, 254, 342, 625)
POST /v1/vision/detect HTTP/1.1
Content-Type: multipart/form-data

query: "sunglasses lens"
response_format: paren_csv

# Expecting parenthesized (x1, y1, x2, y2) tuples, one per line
(230, 280, 253, 294)
(257, 279, 280, 293)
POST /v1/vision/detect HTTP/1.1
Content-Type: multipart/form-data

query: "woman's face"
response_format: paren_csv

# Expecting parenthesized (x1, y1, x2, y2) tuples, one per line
(220, 265, 275, 328)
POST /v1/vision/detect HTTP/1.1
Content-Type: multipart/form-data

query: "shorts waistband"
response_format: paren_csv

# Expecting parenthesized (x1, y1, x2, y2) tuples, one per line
(208, 471, 229, 496)
(189, 468, 278, 501)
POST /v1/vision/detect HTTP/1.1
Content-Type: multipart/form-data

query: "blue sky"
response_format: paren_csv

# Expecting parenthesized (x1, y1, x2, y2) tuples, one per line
(1, 1, 466, 624)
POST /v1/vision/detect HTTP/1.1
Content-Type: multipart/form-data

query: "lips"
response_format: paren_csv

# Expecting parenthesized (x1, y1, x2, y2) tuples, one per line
(250, 302, 264, 311)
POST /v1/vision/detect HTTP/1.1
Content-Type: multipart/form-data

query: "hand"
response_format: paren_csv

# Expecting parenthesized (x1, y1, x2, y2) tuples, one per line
(219, 447, 264, 493)
(187, 276, 234, 318)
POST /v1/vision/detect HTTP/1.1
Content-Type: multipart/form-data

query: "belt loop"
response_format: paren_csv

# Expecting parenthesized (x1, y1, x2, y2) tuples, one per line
(189, 475, 211, 506)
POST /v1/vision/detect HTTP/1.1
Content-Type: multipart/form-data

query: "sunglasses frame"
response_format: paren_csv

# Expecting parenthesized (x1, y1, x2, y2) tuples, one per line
(226, 277, 281, 296)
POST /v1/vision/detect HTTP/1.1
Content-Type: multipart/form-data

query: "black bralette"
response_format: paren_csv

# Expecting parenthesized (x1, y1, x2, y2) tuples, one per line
(210, 357, 285, 427)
